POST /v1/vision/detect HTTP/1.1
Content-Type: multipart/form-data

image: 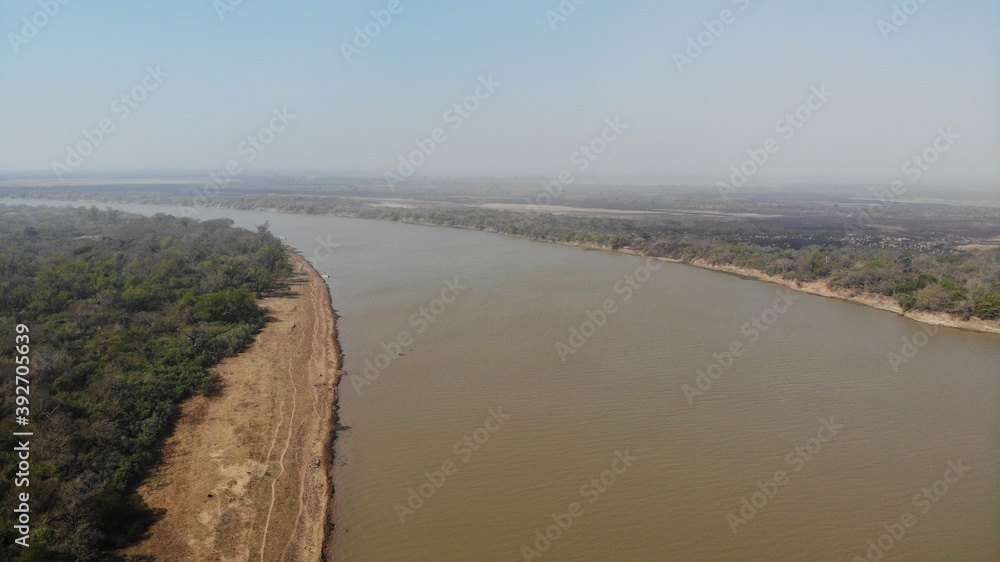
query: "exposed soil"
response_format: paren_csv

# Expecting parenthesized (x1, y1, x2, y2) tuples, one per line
(123, 252, 343, 561)
(682, 258, 1000, 335)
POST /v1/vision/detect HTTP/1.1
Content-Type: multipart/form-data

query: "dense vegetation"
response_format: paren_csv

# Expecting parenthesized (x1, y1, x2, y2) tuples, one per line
(27, 191, 997, 322)
(0, 206, 291, 561)
(3, 187, 999, 322)
(355, 203, 1000, 319)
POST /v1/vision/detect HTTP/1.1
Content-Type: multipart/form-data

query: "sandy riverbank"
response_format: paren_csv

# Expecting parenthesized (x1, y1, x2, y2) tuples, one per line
(419, 222, 1000, 336)
(123, 252, 343, 561)
(632, 252, 1000, 336)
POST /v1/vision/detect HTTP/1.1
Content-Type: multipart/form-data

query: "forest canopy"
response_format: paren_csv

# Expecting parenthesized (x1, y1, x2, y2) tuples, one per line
(0, 205, 291, 561)
(55, 191, 997, 322)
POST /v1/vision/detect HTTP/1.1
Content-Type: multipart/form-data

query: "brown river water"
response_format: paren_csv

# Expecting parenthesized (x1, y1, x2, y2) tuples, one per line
(7, 201, 999, 561)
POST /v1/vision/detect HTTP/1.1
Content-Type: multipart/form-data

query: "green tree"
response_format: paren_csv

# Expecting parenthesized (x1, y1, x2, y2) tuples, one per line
(194, 287, 261, 324)
(975, 293, 1000, 320)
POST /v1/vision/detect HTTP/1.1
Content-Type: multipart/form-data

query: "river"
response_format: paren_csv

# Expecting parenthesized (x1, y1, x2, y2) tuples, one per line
(6, 200, 998, 561)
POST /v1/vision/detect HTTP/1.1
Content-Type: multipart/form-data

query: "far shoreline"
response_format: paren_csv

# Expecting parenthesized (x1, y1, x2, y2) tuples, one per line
(410, 220, 1000, 337)
(644, 253, 1000, 336)
(3, 195, 997, 336)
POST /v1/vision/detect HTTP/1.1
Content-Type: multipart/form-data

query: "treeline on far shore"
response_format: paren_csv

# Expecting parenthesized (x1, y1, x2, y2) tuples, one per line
(0, 205, 291, 560)
(335, 199, 1000, 321)
(14, 190, 998, 324)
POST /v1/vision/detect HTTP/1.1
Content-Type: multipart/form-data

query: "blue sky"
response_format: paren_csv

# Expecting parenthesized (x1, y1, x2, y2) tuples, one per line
(1, 0, 997, 187)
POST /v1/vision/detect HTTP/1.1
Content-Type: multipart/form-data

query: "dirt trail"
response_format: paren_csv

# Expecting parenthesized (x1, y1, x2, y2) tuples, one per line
(124, 252, 343, 561)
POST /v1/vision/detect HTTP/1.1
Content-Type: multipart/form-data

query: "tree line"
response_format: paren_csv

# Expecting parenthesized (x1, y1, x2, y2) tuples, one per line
(5, 191, 1000, 321)
(0, 205, 291, 561)
(161, 193, 1000, 321)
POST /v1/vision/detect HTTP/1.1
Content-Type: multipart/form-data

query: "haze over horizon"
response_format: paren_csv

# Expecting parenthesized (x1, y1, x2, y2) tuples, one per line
(2, 1, 998, 189)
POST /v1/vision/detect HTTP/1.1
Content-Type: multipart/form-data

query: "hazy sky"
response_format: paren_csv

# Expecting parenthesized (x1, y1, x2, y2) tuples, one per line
(1, 0, 998, 187)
